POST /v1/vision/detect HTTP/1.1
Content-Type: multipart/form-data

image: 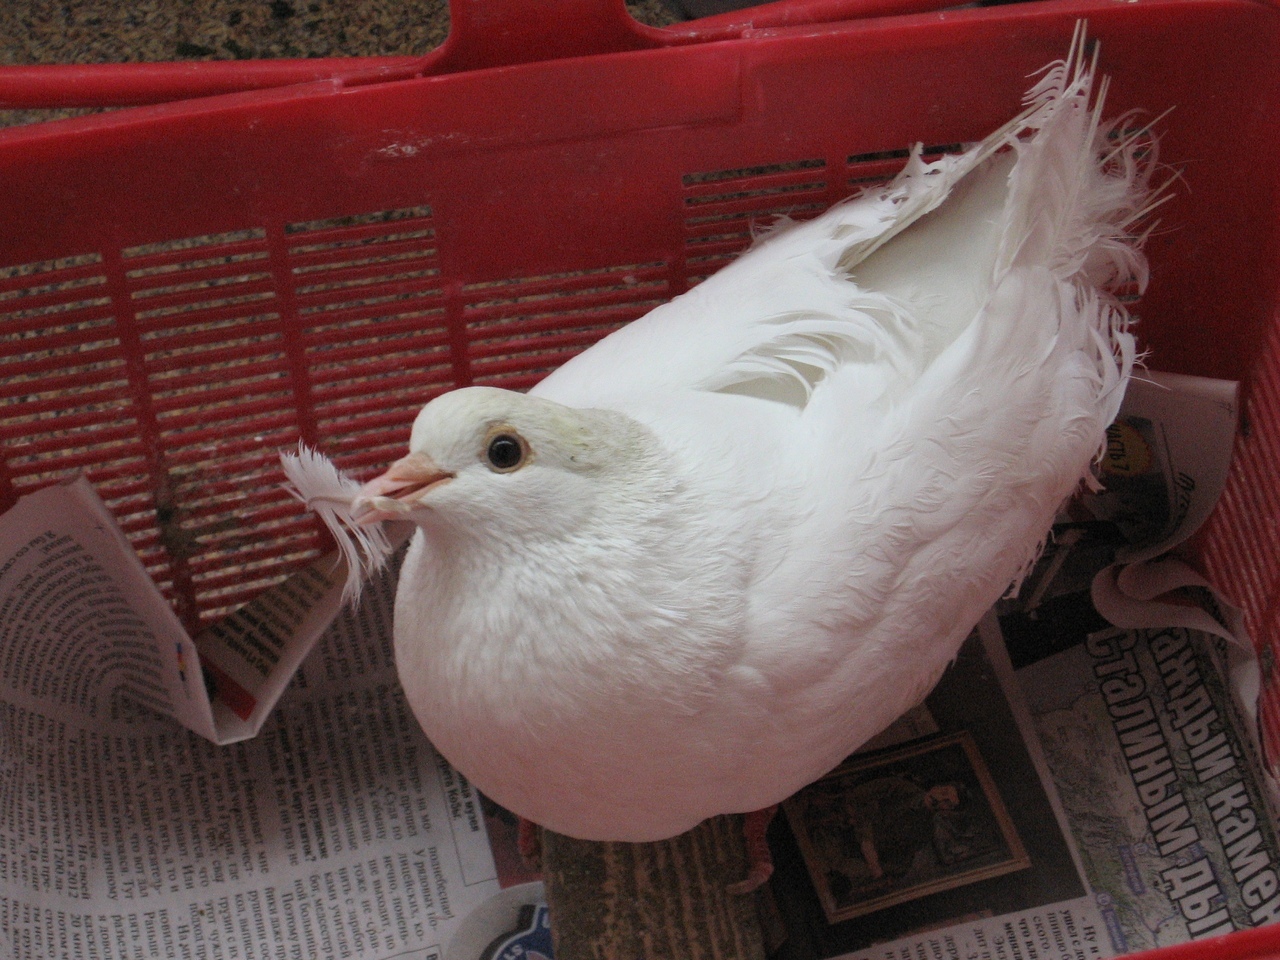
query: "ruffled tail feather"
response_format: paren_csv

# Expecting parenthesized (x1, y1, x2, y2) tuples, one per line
(998, 21, 1165, 445)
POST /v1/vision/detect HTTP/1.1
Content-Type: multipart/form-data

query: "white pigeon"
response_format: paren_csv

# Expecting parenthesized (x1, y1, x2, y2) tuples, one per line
(284, 29, 1158, 871)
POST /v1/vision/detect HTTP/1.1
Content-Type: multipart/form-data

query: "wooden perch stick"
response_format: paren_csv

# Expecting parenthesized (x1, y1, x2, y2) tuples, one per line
(541, 815, 768, 960)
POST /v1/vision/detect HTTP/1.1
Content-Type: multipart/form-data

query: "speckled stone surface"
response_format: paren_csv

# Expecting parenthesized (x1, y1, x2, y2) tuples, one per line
(0, 0, 681, 64)
(0, 1, 686, 125)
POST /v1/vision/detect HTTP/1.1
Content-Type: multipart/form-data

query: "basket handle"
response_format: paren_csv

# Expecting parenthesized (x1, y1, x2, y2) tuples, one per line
(424, 0, 665, 73)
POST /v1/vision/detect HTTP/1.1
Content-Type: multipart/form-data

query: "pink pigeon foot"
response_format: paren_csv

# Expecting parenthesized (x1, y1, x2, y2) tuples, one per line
(727, 805, 778, 894)
(517, 816, 542, 870)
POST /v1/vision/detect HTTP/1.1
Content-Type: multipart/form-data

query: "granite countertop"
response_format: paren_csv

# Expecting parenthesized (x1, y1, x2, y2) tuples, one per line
(0, 0, 696, 126)
(0, 0, 684, 66)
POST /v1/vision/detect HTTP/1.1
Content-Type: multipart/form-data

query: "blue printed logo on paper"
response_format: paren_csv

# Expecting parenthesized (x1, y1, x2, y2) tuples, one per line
(482, 903, 553, 960)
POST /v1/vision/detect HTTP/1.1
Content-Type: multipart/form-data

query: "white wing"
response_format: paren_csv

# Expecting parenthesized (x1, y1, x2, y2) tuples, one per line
(532, 116, 1020, 412)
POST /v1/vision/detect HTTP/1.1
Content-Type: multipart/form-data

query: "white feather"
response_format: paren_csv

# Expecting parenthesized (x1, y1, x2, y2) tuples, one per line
(279, 445, 397, 603)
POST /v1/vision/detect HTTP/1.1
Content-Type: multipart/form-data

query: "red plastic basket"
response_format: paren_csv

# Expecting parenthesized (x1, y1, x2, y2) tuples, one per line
(1, 1, 1279, 954)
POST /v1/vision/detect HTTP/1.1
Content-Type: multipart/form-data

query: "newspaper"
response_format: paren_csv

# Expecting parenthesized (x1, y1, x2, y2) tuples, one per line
(0, 477, 362, 746)
(0, 523, 544, 959)
(767, 371, 1280, 959)
(0, 369, 1268, 959)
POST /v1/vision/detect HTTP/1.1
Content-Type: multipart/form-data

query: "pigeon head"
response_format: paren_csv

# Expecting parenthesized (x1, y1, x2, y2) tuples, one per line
(353, 386, 655, 536)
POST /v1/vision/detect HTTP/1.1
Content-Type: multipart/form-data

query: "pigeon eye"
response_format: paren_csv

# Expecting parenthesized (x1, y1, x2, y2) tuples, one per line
(486, 433, 525, 472)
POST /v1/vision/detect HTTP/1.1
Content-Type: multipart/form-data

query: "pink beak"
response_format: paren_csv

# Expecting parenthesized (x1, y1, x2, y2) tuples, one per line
(353, 452, 454, 524)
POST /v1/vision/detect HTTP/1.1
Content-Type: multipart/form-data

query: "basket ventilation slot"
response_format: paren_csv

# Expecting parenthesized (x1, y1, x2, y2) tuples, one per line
(0, 205, 473, 629)
(679, 145, 969, 285)
(122, 227, 307, 620)
(462, 262, 670, 391)
(0, 253, 151, 528)
(681, 158, 828, 285)
(290, 205, 450, 479)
